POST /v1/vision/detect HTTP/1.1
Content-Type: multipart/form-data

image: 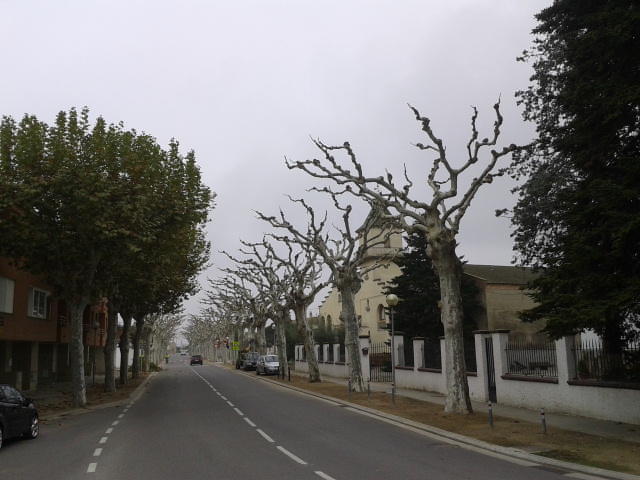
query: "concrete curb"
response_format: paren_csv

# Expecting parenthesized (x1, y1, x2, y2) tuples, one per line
(225, 364, 640, 480)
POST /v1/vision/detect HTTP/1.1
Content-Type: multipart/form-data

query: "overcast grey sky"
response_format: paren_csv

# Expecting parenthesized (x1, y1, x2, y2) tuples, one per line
(1, 1, 546, 315)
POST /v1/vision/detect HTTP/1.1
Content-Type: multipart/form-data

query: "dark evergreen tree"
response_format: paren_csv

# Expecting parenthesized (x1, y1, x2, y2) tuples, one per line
(387, 232, 480, 340)
(511, 1, 640, 346)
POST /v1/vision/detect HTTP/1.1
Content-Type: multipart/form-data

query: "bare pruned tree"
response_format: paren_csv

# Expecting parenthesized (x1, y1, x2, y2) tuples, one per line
(227, 237, 327, 382)
(257, 195, 397, 392)
(220, 254, 291, 374)
(204, 276, 252, 363)
(286, 101, 518, 414)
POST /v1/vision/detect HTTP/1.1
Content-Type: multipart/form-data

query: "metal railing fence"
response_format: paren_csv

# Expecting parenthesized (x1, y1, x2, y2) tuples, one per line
(506, 340, 558, 377)
(573, 338, 640, 382)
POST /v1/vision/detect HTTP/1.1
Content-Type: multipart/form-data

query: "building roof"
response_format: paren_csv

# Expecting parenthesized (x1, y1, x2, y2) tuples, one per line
(356, 203, 393, 233)
(463, 264, 536, 285)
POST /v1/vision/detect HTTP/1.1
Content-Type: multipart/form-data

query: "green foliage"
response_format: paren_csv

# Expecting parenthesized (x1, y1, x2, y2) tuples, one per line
(312, 322, 336, 344)
(0, 107, 213, 314)
(387, 232, 480, 339)
(512, 1, 640, 344)
(284, 320, 300, 361)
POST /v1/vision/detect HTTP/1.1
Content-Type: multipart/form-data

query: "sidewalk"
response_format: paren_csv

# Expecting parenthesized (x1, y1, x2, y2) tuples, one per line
(317, 373, 640, 445)
(30, 374, 149, 420)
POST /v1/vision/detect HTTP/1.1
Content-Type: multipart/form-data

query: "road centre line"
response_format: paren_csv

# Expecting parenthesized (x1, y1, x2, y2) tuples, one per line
(204, 370, 324, 472)
(93, 448, 102, 456)
(277, 446, 307, 465)
(257, 429, 274, 442)
(106, 428, 113, 434)
(87, 463, 97, 473)
(315, 471, 336, 480)
(197, 370, 318, 470)
(99, 437, 108, 444)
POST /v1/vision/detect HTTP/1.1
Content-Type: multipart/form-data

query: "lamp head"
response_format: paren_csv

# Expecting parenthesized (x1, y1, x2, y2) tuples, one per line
(386, 294, 399, 307)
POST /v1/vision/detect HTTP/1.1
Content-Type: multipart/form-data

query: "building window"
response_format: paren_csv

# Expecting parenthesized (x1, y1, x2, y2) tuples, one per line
(29, 287, 50, 319)
(377, 304, 387, 330)
(0, 277, 15, 314)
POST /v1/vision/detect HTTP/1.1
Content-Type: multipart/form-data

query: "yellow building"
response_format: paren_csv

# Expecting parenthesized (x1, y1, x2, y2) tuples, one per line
(318, 209, 541, 344)
(318, 207, 402, 344)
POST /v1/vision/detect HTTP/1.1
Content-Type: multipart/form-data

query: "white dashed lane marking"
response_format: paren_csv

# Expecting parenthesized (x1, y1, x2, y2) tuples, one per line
(194, 368, 329, 475)
(87, 399, 136, 473)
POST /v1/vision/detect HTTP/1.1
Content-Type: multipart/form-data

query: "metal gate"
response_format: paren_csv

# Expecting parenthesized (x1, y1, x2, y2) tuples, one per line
(369, 342, 392, 382)
(485, 337, 497, 402)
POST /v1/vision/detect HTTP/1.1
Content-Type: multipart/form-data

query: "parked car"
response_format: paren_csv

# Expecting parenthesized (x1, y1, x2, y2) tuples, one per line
(242, 352, 260, 371)
(256, 355, 280, 376)
(190, 355, 203, 365)
(0, 384, 39, 450)
(235, 351, 251, 369)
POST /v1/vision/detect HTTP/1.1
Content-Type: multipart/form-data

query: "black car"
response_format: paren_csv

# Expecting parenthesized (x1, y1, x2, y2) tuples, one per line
(190, 355, 203, 365)
(0, 384, 39, 449)
(242, 352, 260, 371)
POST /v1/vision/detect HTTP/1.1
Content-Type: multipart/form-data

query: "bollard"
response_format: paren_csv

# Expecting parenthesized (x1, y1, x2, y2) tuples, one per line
(392, 383, 396, 409)
(288, 366, 291, 382)
(348, 379, 352, 395)
(488, 401, 493, 428)
(541, 408, 547, 435)
(368, 382, 371, 402)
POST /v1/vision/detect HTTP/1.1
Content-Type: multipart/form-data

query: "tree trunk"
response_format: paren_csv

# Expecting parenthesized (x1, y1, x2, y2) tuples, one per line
(429, 231, 473, 415)
(275, 310, 288, 377)
(142, 325, 152, 372)
(68, 299, 89, 407)
(119, 311, 132, 385)
(104, 296, 122, 393)
(256, 320, 267, 354)
(340, 279, 365, 392)
(294, 304, 322, 382)
(132, 315, 144, 378)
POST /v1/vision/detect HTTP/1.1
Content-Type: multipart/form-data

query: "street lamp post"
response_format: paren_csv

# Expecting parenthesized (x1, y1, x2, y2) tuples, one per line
(386, 294, 399, 408)
(92, 320, 100, 386)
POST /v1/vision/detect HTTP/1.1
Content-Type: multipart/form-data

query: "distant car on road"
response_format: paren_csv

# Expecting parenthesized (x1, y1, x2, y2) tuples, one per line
(256, 355, 279, 376)
(0, 384, 39, 450)
(190, 355, 203, 365)
(242, 352, 260, 371)
(180, 351, 187, 355)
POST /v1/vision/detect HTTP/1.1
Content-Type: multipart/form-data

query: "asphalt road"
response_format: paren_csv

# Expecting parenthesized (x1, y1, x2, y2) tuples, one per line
(1, 356, 575, 480)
